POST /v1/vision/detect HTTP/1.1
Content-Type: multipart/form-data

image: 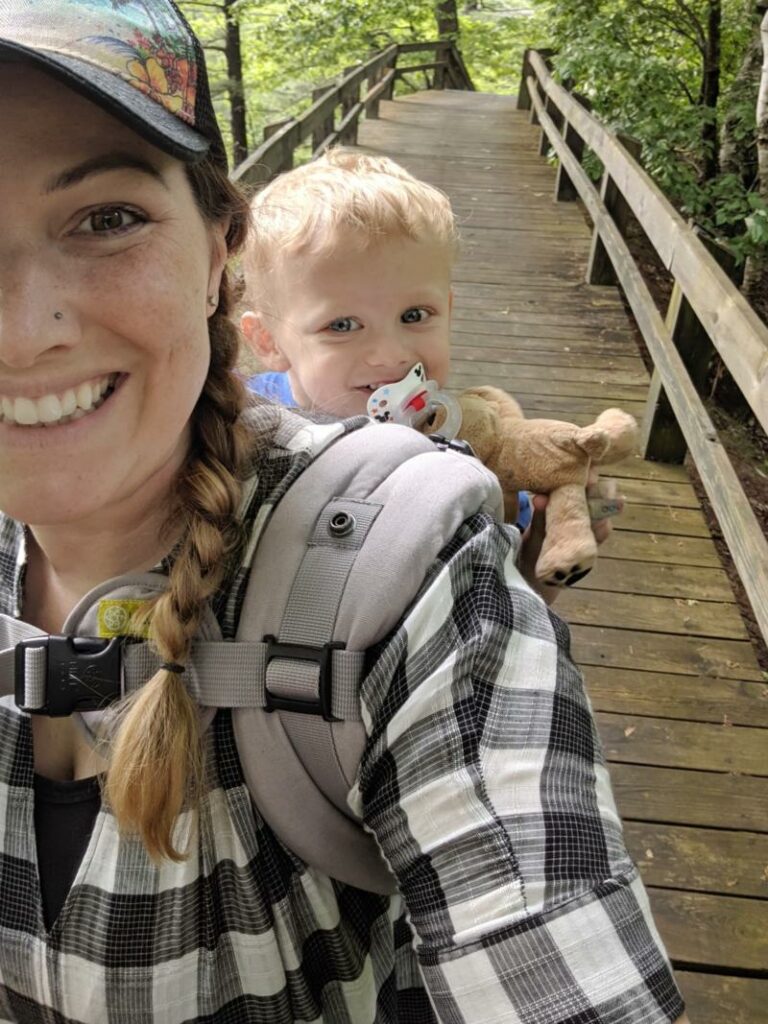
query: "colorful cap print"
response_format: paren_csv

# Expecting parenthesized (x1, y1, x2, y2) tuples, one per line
(0, 0, 226, 166)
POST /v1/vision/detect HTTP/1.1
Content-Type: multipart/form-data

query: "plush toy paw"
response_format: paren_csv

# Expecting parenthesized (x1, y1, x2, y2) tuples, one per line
(542, 562, 594, 588)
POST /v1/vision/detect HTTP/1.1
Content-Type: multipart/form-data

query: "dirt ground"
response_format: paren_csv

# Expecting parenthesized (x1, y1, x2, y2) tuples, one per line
(621, 221, 768, 672)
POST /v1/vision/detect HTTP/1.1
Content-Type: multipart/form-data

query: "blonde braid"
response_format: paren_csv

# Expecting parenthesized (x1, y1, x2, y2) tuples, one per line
(106, 265, 251, 860)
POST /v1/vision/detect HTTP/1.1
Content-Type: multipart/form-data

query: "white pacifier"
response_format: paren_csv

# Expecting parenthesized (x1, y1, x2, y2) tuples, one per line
(366, 363, 463, 440)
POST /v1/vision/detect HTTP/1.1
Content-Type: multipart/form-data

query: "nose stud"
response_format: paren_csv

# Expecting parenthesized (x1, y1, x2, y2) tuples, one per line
(53, 311, 63, 320)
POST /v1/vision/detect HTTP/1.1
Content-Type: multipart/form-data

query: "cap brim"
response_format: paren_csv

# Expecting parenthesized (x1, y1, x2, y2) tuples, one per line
(0, 39, 210, 162)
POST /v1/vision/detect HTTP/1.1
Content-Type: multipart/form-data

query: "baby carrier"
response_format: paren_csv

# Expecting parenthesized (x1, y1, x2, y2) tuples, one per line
(0, 418, 503, 894)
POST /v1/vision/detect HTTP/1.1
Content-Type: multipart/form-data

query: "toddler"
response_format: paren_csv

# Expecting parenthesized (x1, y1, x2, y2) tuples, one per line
(241, 149, 532, 525)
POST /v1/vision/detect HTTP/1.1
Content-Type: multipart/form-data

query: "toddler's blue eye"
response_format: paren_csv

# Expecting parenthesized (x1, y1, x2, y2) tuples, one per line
(401, 307, 430, 324)
(327, 317, 362, 332)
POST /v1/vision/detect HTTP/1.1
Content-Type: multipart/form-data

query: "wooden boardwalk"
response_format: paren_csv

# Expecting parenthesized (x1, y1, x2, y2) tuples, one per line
(356, 90, 767, 1023)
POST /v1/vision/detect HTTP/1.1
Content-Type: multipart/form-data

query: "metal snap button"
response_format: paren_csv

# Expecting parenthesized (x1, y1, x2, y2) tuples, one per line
(328, 511, 356, 537)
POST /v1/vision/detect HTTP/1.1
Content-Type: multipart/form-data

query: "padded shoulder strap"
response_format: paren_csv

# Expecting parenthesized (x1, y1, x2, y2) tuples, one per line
(233, 422, 503, 893)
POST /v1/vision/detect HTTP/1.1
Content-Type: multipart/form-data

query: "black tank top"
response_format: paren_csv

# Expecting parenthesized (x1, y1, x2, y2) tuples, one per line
(33, 773, 101, 930)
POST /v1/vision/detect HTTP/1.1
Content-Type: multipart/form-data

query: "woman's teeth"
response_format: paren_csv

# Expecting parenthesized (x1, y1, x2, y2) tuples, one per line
(0, 375, 116, 426)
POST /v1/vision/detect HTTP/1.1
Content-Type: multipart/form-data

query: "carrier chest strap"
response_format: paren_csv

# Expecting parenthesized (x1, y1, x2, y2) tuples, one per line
(0, 617, 365, 720)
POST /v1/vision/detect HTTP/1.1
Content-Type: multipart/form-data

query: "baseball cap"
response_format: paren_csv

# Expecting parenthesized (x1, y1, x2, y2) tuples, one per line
(0, 0, 227, 167)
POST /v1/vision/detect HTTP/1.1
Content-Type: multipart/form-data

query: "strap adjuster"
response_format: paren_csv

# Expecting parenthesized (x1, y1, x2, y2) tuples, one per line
(15, 636, 123, 716)
(263, 636, 344, 721)
(428, 433, 476, 456)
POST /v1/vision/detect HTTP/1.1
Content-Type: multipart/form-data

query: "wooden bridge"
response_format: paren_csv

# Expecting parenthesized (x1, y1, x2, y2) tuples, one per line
(234, 44, 768, 1023)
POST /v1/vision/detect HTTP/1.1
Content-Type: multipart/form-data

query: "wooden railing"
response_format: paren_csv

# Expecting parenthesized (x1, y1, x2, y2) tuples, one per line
(232, 41, 473, 187)
(518, 48, 768, 644)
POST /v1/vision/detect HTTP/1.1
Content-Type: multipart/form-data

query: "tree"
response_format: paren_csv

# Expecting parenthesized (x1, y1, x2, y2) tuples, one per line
(179, 0, 249, 162)
(223, 0, 248, 165)
(742, 3, 768, 301)
(180, 0, 544, 159)
(435, 1, 460, 37)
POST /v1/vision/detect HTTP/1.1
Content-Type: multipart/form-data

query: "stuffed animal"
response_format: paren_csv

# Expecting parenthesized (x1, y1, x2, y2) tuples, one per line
(431, 386, 639, 586)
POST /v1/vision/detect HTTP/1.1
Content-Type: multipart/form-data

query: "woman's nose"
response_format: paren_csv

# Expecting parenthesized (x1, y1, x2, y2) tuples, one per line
(0, 257, 77, 367)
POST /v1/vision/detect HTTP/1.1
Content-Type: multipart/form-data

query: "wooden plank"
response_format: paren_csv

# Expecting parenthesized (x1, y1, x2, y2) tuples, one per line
(577, 559, 734, 601)
(649, 888, 767, 971)
(559, 589, 747, 640)
(451, 327, 636, 350)
(451, 345, 646, 373)
(571, 625, 763, 680)
(584, 666, 768, 726)
(676, 972, 768, 1024)
(625, 822, 768, 897)
(515, 397, 647, 424)
(611, 504, 710, 537)
(561, 589, 749, 634)
(610, 763, 767, 831)
(451, 298, 630, 319)
(612, 478, 699, 509)
(595, 712, 766, 774)
(602, 456, 691, 483)
(450, 372, 648, 403)
(451, 358, 647, 386)
(594, 530, 721, 567)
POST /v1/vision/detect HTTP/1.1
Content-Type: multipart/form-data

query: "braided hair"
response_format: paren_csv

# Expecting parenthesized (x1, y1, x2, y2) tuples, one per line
(105, 158, 252, 860)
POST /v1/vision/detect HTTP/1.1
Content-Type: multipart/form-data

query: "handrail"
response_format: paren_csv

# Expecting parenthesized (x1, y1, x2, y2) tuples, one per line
(518, 48, 768, 645)
(232, 41, 473, 186)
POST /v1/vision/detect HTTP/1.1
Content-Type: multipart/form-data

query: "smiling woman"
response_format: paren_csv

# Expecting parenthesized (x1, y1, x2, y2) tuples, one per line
(0, 3, 690, 1024)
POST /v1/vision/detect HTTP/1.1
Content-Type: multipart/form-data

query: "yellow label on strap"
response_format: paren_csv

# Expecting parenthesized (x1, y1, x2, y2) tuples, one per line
(97, 599, 150, 638)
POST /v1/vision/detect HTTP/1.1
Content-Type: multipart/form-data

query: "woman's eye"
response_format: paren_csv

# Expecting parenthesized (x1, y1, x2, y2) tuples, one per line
(75, 207, 144, 235)
(327, 317, 362, 333)
(401, 307, 431, 324)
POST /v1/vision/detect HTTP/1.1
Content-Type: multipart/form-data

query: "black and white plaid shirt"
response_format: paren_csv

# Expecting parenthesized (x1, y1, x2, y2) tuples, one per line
(0, 409, 684, 1023)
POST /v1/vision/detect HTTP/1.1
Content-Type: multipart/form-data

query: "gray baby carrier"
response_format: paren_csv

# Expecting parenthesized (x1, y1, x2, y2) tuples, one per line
(0, 420, 503, 894)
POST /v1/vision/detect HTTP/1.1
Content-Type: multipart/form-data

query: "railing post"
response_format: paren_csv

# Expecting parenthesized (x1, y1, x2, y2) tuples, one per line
(538, 94, 565, 158)
(640, 235, 742, 463)
(340, 65, 360, 144)
(554, 93, 590, 202)
(518, 47, 553, 119)
(262, 118, 294, 172)
(311, 87, 335, 152)
(434, 41, 447, 89)
(383, 49, 397, 100)
(586, 133, 643, 285)
(366, 68, 383, 118)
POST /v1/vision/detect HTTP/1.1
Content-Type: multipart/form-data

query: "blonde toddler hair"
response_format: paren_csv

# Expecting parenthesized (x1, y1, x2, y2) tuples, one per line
(244, 149, 458, 307)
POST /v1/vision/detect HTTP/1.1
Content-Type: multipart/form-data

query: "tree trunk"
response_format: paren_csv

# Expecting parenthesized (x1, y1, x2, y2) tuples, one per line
(699, 0, 721, 182)
(435, 1, 459, 39)
(719, 21, 761, 181)
(223, 0, 248, 168)
(743, 11, 768, 303)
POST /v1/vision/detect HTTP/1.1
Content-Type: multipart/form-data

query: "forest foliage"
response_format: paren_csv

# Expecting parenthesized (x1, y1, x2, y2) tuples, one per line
(178, 0, 767, 281)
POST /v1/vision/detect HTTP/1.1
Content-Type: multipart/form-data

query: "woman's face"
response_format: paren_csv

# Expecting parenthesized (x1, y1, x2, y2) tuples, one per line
(0, 65, 228, 528)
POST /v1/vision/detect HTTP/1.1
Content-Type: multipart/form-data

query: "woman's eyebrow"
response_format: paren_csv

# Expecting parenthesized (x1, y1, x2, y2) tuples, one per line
(44, 152, 169, 193)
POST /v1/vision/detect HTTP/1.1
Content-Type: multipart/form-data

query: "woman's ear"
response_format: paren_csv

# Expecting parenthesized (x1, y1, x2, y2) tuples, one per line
(241, 311, 291, 371)
(206, 218, 231, 315)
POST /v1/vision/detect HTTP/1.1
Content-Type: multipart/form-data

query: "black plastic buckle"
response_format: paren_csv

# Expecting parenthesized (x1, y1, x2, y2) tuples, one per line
(263, 636, 344, 722)
(15, 636, 123, 717)
(428, 433, 476, 457)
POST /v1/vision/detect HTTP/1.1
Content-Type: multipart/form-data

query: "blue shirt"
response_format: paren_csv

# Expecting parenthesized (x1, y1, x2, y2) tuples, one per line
(246, 372, 532, 529)
(247, 371, 296, 407)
